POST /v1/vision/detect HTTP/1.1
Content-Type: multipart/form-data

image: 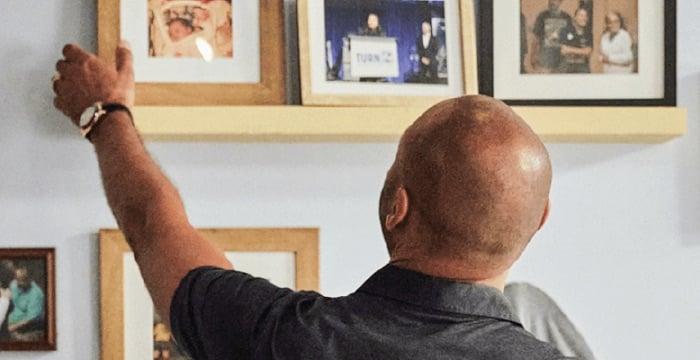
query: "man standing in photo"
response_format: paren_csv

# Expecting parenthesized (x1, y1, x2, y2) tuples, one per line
(8, 265, 45, 341)
(416, 21, 440, 83)
(531, 0, 572, 73)
(558, 7, 593, 74)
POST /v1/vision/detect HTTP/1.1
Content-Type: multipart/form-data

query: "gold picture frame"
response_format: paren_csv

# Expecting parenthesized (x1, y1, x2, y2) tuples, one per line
(99, 228, 319, 360)
(98, 0, 286, 105)
(298, 0, 479, 106)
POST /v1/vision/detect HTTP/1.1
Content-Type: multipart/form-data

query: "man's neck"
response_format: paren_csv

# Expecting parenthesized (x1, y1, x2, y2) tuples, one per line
(389, 259, 509, 292)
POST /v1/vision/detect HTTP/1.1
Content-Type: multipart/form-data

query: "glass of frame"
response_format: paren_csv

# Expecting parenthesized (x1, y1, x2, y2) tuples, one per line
(98, 0, 286, 105)
(298, 0, 479, 106)
(0, 248, 56, 351)
(478, 0, 676, 106)
(99, 228, 318, 360)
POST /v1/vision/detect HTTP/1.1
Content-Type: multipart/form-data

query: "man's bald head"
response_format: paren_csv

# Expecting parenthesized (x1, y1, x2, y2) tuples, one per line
(380, 96, 552, 280)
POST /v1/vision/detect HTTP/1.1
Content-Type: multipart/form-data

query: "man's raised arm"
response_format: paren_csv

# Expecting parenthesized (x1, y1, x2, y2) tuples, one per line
(52, 42, 231, 324)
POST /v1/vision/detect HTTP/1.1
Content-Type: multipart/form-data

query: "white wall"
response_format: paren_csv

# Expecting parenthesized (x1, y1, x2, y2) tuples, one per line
(0, 0, 698, 359)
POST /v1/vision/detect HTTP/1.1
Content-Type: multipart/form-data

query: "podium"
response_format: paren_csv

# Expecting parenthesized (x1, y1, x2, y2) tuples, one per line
(339, 35, 399, 80)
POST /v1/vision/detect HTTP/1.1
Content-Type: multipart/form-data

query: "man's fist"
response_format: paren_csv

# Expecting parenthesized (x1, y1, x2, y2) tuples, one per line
(53, 41, 135, 126)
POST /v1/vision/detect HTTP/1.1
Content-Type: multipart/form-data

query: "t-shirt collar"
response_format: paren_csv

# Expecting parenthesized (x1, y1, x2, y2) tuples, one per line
(357, 264, 521, 325)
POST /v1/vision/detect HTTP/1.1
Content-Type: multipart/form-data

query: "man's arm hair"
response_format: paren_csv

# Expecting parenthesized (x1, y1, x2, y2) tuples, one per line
(560, 45, 592, 56)
(53, 43, 232, 328)
(90, 112, 232, 326)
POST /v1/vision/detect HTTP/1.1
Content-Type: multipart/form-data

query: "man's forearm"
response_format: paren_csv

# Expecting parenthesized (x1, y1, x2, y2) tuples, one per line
(88, 110, 231, 322)
(53, 42, 232, 324)
(561, 45, 592, 56)
(90, 111, 187, 251)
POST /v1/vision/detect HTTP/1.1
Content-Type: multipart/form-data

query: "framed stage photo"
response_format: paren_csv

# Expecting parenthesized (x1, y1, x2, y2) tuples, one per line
(479, 0, 676, 106)
(98, 0, 286, 105)
(99, 228, 319, 360)
(0, 248, 56, 351)
(298, 0, 478, 106)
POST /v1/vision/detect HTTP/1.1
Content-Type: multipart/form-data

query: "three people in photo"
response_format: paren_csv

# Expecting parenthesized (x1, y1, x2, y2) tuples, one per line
(524, 0, 637, 74)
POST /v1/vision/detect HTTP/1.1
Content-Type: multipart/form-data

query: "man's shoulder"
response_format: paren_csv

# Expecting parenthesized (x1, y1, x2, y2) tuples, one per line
(30, 282, 45, 297)
(479, 323, 570, 360)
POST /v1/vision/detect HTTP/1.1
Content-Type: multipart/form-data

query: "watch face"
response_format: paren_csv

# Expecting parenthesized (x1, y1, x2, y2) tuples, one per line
(79, 105, 97, 127)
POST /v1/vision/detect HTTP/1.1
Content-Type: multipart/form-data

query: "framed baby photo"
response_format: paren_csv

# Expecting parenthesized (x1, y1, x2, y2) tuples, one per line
(298, 0, 479, 106)
(0, 248, 56, 351)
(98, 0, 286, 105)
(99, 228, 319, 360)
(478, 0, 676, 106)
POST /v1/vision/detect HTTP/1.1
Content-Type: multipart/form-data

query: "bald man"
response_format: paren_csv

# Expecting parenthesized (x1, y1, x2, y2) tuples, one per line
(52, 43, 569, 359)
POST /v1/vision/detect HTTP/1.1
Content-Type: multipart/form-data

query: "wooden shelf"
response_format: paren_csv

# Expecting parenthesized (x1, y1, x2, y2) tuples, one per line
(133, 106, 687, 143)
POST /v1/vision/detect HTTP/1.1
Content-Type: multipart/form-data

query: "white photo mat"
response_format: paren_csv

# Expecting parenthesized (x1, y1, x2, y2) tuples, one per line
(493, 0, 665, 100)
(307, 0, 464, 97)
(120, 0, 260, 83)
(123, 251, 295, 359)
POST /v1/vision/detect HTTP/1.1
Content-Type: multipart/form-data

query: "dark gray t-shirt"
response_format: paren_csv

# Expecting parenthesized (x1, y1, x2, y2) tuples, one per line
(171, 265, 571, 359)
(533, 10, 572, 69)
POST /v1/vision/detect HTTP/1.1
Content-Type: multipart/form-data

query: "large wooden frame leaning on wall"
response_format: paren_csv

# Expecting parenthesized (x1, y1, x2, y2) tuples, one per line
(99, 228, 319, 360)
(298, 0, 479, 106)
(98, 0, 286, 105)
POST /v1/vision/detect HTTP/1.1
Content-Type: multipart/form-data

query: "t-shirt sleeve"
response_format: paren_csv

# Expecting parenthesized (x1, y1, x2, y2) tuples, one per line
(170, 266, 293, 359)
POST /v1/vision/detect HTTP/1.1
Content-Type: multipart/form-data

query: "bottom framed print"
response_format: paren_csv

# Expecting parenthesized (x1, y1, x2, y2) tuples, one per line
(99, 228, 319, 360)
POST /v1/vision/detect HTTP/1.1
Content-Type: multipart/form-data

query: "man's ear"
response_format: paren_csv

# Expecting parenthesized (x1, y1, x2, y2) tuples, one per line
(537, 199, 550, 231)
(385, 187, 409, 231)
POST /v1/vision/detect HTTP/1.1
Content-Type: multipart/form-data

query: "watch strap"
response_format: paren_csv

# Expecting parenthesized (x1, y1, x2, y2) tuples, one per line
(81, 102, 134, 142)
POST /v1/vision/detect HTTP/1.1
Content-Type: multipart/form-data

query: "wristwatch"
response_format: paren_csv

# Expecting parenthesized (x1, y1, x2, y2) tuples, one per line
(78, 102, 133, 140)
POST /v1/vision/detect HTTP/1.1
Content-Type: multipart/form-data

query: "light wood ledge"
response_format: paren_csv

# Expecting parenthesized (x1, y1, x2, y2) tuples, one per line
(132, 106, 687, 143)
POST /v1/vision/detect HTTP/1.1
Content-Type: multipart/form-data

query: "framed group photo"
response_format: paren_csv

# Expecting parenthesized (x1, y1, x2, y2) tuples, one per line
(99, 228, 319, 360)
(298, 0, 478, 106)
(98, 0, 286, 105)
(479, 0, 676, 106)
(0, 248, 56, 351)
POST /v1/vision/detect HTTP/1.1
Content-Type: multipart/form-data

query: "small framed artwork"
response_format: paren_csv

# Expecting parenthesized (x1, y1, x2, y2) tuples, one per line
(0, 248, 56, 351)
(98, 0, 286, 105)
(298, 0, 479, 106)
(479, 0, 676, 106)
(99, 228, 319, 360)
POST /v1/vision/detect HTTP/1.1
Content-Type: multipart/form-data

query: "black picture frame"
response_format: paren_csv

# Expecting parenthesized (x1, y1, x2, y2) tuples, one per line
(477, 0, 676, 106)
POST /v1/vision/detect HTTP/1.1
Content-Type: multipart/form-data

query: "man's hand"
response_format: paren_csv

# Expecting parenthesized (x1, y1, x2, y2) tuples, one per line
(53, 42, 135, 125)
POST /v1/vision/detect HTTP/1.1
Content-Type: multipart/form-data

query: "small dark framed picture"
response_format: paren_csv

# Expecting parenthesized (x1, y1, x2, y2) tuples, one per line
(478, 0, 676, 106)
(0, 248, 56, 351)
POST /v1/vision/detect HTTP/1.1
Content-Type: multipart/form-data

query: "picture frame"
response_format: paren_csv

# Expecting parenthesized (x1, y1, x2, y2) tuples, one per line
(0, 248, 56, 351)
(478, 0, 676, 106)
(298, 0, 479, 106)
(99, 228, 319, 360)
(98, 0, 286, 105)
